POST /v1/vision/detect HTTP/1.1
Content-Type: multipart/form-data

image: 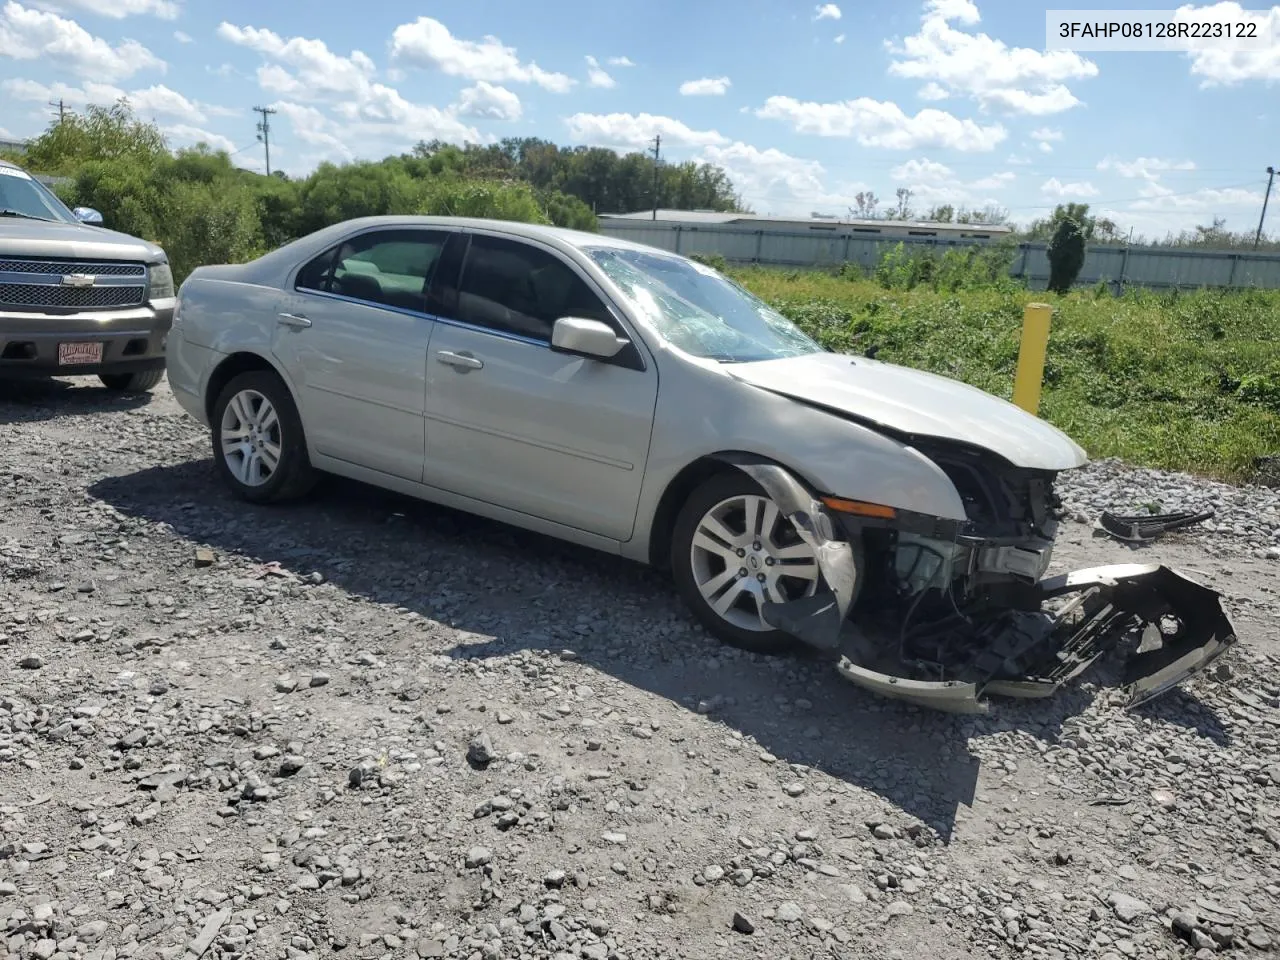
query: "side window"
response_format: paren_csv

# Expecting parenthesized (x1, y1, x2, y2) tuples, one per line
(454, 234, 612, 341)
(312, 230, 447, 313)
(295, 248, 334, 292)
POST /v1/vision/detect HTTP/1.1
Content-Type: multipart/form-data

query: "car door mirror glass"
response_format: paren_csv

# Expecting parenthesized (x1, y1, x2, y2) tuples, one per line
(551, 316, 627, 359)
(73, 206, 103, 225)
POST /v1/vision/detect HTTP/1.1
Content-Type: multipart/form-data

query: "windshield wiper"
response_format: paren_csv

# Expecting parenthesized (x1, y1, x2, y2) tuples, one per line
(0, 209, 56, 222)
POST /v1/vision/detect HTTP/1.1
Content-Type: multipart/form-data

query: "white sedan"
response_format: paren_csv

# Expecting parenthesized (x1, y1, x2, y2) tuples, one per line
(166, 216, 1235, 712)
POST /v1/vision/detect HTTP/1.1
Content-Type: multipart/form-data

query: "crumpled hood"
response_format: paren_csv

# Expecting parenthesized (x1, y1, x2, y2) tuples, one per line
(728, 351, 1088, 471)
(0, 217, 166, 262)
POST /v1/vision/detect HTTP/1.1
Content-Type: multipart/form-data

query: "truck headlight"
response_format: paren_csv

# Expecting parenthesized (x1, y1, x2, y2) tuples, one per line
(148, 263, 175, 300)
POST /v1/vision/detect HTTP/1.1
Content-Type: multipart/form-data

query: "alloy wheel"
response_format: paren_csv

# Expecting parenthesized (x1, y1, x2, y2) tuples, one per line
(689, 493, 820, 632)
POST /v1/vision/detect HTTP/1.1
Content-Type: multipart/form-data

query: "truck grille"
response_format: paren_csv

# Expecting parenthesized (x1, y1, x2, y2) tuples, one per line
(0, 258, 147, 311)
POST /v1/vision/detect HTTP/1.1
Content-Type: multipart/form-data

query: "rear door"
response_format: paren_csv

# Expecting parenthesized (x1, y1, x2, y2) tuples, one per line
(420, 231, 658, 541)
(273, 228, 447, 482)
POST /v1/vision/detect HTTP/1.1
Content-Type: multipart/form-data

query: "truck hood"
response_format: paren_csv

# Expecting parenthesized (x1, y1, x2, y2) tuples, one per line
(728, 352, 1088, 471)
(0, 217, 166, 262)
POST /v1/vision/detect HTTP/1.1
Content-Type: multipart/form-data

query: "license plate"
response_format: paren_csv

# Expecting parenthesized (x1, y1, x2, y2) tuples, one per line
(58, 342, 103, 365)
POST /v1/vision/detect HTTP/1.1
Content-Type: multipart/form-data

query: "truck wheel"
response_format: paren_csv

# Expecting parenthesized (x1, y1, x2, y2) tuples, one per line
(670, 470, 824, 655)
(99, 369, 165, 392)
(211, 370, 317, 504)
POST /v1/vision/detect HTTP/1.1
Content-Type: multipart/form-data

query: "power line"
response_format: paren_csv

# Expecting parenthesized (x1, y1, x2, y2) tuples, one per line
(253, 105, 277, 176)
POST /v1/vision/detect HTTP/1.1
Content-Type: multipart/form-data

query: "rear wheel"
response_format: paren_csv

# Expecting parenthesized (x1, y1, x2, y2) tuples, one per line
(99, 368, 165, 392)
(211, 370, 317, 504)
(670, 470, 823, 655)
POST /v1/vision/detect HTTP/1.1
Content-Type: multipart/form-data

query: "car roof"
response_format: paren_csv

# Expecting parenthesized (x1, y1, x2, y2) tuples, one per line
(301, 215, 667, 256)
(0, 159, 24, 171)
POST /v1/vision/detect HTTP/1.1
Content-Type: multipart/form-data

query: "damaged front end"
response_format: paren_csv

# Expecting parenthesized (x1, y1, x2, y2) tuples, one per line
(726, 446, 1237, 715)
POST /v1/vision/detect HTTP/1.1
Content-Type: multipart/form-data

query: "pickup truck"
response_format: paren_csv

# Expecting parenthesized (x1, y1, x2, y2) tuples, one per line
(0, 158, 174, 392)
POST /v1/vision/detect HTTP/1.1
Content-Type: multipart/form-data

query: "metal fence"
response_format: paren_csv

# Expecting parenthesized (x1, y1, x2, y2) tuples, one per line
(596, 220, 1280, 291)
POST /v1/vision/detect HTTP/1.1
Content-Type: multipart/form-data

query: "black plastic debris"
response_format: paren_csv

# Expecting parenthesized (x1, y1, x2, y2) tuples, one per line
(1098, 509, 1214, 543)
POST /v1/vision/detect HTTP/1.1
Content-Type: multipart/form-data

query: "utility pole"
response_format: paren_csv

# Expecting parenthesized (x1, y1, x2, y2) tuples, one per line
(49, 99, 65, 124)
(253, 105, 277, 176)
(1255, 165, 1276, 250)
(650, 134, 661, 220)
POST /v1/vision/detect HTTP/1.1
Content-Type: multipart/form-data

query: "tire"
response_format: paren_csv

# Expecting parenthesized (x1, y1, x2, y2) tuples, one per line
(670, 470, 825, 655)
(211, 370, 317, 504)
(99, 368, 165, 392)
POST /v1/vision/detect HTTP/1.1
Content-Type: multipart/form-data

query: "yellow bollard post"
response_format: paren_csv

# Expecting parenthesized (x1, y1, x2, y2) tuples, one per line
(1012, 302, 1052, 416)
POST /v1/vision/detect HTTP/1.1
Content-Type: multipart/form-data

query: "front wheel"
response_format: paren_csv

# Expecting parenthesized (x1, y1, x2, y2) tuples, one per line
(670, 471, 824, 655)
(99, 369, 164, 392)
(211, 370, 317, 504)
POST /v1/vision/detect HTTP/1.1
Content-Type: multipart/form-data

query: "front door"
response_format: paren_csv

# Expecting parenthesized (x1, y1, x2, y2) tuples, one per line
(272, 228, 448, 482)
(421, 232, 658, 541)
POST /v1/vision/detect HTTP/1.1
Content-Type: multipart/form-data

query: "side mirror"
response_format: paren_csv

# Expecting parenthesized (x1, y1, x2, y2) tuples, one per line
(73, 207, 104, 226)
(550, 316, 627, 359)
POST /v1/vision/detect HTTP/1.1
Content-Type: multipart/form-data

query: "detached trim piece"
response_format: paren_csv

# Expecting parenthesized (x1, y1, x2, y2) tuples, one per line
(712, 453, 859, 652)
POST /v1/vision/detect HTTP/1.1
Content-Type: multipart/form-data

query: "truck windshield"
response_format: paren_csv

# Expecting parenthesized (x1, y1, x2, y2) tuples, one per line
(0, 168, 77, 223)
(584, 246, 823, 363)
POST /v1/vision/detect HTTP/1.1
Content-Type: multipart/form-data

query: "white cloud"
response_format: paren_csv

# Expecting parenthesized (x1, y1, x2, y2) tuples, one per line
(455, 80, 521, 121)
(2, 76, 219, 125)
(1029, 126, 1063, 142)
(834, 33, 845, 43)
(679, 76, 731, 96)
(1128, 185, 1262, 211)
(697, 141, 866, 214)
(126, 83, 204, 121)
(814, 3, 841, 19)
(1098, 156, 1197, 179)
(918, 81, 949, 100)
(1038, 140, 1053, 153)
(1041, 176, 1098, 198)
(216, 22, 484, 163)
(173, 29, 190, 42)
(564, 112, 728, 149)
(164, 123, 235, 153)
(607, 55, 634, 67)
(1177, 3, 1280, 85)
(887, 0, 1098, 115)
(756, 95, 1007, 151)
(389, 16, 574, 92)
(1006, 152, 1032, 164)
(0, 1, 164, 80)
(29, 0, 178, 18)
(889, 156, 1016, 204)
(585, 55, 615, 89)
(217, 23, 375, 100)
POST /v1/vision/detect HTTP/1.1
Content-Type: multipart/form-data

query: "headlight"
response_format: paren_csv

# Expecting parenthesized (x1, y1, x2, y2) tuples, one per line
(148, 263, 175, 299)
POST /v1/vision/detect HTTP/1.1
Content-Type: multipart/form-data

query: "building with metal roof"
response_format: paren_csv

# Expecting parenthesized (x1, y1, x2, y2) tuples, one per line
(598, 209, 1012, 240)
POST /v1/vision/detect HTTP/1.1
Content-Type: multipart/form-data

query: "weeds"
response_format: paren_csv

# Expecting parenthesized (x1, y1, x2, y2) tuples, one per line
(734, 265, 1280, 481)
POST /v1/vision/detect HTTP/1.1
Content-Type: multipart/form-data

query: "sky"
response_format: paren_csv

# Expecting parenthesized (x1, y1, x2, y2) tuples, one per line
(0, 0, 1277, 237)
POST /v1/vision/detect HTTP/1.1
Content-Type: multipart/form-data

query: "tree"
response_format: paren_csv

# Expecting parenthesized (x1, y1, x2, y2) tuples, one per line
(23, 99, 168, 174)
(1047, 216, 1086, 294)
(927, 204, 955, 223)
(891, 187, 914, 220)
(851, 191, 880, 219)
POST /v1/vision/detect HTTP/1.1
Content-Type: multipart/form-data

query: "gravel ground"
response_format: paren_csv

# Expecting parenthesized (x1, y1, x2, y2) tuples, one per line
(2, 377, 1279, 960)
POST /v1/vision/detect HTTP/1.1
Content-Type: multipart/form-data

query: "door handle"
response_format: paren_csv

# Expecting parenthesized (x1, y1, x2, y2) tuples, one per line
(436, 350, 483, 370)
(277, 312, 312, 329)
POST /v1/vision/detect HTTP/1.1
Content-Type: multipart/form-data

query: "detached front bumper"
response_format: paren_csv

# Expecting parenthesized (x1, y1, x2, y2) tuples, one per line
(833, 564, 1236, 714)
(0, 300, 173, 378)
(721, 457, 1238, 715)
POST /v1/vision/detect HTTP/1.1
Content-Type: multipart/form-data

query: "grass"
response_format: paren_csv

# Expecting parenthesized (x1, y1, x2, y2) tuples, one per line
(730, 264, 1280, 482)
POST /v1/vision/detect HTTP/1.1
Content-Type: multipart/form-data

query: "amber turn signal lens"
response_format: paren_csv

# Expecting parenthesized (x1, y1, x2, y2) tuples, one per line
(819, 496, 897, 519)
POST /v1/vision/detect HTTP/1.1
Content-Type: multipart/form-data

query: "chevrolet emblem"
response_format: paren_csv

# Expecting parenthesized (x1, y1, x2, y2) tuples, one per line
(60, 273, 96, 288)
